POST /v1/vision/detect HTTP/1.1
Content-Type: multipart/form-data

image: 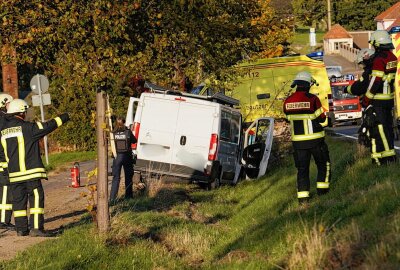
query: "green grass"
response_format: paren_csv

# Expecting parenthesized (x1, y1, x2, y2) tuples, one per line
(291, 26, 325, 55)
(44, 151, 96, 171)
(2, 138, 400, 269)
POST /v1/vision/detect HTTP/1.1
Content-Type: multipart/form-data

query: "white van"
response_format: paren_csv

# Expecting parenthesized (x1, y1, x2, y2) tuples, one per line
(126, 90, 243, 188)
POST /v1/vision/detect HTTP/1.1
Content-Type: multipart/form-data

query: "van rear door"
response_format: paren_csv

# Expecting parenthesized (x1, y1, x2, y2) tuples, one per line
(171, 100, 218, 172)
(136, 95, 179, 165)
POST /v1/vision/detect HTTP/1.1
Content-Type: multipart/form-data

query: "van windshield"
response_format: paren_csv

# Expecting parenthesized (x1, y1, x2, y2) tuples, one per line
(332, 86, 357, 100)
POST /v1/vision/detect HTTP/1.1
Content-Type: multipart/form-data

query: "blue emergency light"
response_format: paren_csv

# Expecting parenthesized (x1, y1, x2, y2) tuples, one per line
(307, 51, 324, 61)
(389, 26, 400, 34)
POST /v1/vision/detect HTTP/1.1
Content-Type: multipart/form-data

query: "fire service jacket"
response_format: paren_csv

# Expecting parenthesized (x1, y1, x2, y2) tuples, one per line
(1, 113, 70, 184)
(365, 50, 397, 107)
(283, 90, 326, 149)
(0, 112, 8, 184)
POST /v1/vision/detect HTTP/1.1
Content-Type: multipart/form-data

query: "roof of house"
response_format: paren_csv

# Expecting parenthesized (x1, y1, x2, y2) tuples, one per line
(375, 2, 400, 21)
(323, 24, 352, 39)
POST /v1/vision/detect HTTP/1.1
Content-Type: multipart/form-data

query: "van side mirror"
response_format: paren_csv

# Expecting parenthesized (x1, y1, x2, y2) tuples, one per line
(257, 93, 270, 100)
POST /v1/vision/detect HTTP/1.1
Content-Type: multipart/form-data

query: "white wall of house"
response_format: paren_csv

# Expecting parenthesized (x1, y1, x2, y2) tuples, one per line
(376, 20, 395, 30)
(323, 38, 353, 54)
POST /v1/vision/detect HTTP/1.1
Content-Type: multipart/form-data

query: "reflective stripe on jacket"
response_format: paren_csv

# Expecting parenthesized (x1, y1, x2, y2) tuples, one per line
(1, 113, 69, 183)
(283, 90, 326, 149)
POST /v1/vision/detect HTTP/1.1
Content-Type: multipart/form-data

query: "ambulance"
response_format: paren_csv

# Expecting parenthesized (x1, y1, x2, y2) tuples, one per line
(226, 55, 332, 123)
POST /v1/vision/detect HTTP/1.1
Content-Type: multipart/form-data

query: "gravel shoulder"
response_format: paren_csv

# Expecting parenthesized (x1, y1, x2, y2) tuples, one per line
(0, 160, 100, 261)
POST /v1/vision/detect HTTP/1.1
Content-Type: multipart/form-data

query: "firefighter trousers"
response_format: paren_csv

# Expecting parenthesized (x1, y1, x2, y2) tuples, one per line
(0, 184, 13, 224)
(369, 106, 396, 165)
(293, 141, 331, 201)
(11, 180, 44, 233)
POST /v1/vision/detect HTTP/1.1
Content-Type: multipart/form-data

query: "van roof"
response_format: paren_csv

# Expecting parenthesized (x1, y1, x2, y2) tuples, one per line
(144, 82, 239, 107)
(239, 55, 326, 68)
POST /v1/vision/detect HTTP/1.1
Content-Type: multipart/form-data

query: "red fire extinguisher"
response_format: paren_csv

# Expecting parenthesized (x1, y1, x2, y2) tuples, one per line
(70, 162, 80, 188)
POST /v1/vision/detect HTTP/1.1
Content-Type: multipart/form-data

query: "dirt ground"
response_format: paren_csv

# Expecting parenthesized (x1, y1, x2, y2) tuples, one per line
(0, 160, 105, 261)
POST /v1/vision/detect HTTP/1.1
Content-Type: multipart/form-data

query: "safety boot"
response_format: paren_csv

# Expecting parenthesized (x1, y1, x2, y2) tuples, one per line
(17, 230, 29, 236)
(0, 222, 15, 231)
(30, 229, 53, 237)
(317, 189, 329, 196)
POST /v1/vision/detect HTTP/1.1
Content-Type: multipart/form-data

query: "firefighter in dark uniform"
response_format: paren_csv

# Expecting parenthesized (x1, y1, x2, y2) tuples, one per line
(2, 99, 69, 236)
(350, 30, 397, 165)
(109, 116, 137, 202)
(346, 48, 375, 98)
(345, 48, 375, 147)
(283, 72, 331, 203)
(0, 93, 14, 230)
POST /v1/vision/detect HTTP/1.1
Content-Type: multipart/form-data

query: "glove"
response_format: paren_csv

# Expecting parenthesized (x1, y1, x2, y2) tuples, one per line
(357, 125, 371, 147)
(60, 112, 70, 123)
(363, 105, 377, 128)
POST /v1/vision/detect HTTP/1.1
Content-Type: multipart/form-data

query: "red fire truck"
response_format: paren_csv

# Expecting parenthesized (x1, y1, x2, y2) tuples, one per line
(328, 74, 362, 127)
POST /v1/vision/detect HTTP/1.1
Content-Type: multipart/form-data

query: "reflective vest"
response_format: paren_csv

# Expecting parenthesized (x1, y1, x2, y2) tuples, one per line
(283, 90, 326, 149)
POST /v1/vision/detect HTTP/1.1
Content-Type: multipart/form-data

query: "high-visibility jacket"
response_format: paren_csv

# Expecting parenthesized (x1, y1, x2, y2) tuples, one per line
(365, 50, 398, 107)
(0, 112, 8, 184)
(1, 113, 70, 184)
(283, 89, 326, 149)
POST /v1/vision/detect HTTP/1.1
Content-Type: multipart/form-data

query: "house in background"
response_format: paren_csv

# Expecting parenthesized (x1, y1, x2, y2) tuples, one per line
(375, 2, 400, 31)
(323, 24, 353, 54)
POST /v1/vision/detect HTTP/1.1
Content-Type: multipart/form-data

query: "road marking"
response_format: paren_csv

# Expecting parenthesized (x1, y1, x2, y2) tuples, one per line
(334, 132, 400, 150)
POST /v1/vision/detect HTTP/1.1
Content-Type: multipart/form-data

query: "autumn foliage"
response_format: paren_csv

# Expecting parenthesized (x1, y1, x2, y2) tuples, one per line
(0, 0, 291, 150)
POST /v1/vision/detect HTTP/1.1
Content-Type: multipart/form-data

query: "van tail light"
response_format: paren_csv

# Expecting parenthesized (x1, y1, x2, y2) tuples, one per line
(131, 122, 140, 150)
(208, 134, 219, 161)
(328, 93, 333, 111)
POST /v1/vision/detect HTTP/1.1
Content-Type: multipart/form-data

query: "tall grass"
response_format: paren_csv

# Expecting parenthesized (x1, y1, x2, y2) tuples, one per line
(2, 138, 400, 269)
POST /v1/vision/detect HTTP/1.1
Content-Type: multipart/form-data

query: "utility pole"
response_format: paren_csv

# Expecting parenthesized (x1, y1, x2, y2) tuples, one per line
(327, 0, 332, 31)
(96, 90, 110, 233)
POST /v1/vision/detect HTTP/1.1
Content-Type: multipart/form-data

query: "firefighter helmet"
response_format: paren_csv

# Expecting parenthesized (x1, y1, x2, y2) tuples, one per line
(356, 48, 375, 64)
(369, 30, 394, 49)
(291, 71, 318, 88)
(0, 93, 13, 108)
(7, 99, 29, 114)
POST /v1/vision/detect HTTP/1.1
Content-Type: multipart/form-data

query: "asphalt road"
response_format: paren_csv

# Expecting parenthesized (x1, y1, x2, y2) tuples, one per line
(328, 124, 400, 153)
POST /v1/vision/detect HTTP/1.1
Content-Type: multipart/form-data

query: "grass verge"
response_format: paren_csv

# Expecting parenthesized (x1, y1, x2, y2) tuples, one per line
(2, 138, 399, 269)
(44, 151, 96, 172)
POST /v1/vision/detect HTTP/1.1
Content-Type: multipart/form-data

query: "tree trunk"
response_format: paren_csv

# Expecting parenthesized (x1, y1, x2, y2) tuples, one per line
(1, 45, 19, 98)
(96, 90, 110, 233)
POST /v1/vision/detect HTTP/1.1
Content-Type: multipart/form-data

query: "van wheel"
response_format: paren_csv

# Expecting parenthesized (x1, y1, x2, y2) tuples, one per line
(208, 169, 221, 190)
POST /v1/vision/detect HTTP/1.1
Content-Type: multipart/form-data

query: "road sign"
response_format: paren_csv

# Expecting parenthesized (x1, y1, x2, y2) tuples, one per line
(30, 74, 50, 165)
(32, 93, 51, 106)
(30, 74, 49, 94)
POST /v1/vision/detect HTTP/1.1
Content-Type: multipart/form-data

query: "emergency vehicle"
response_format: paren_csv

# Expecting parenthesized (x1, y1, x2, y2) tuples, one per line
(328, 74, 362, 126)
(226, 55, 332, 124)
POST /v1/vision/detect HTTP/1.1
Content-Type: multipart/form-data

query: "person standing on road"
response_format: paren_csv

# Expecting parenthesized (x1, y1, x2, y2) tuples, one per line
(1, 99, 70, 237)
(109, 116, 137, 203)
(349, 30, 397, 165)
(283, 72, 331, 204)
(0, 93, 14, 230)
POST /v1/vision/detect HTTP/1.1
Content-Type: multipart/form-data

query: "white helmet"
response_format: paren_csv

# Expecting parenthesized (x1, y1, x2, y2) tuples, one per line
(7, 99, 29, 114)
(356, 48, 375, 64)
(0, 93, 13, 109)
(369, 30, 394, 49)
(291, 71, 318, 88)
